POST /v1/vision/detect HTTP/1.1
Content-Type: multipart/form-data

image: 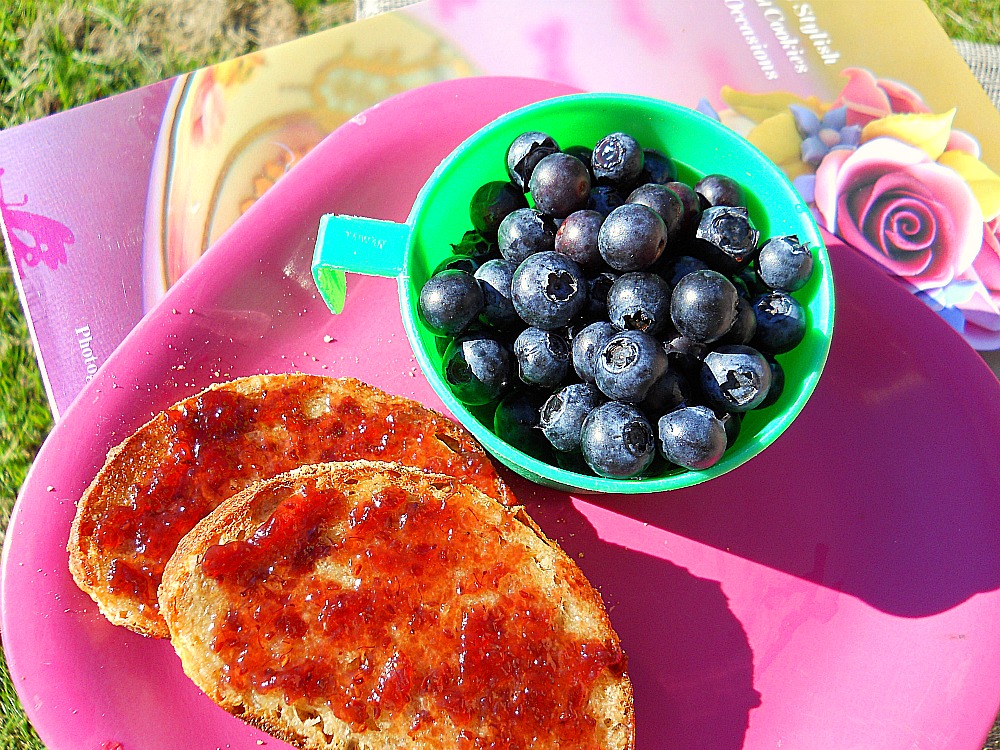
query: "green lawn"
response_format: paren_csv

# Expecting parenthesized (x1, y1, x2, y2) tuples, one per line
(0, 1, 997, 748)
(926, 0, 1000, 42)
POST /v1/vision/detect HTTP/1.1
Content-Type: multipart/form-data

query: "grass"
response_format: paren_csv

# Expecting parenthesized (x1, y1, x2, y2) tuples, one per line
(0, 1, 997, 748)
(926, 0, 1000, 42)
(3, 0, 177, 128)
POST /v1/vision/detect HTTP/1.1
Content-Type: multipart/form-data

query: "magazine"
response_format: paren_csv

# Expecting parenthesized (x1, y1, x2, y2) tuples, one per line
(2, 0, 998, 417)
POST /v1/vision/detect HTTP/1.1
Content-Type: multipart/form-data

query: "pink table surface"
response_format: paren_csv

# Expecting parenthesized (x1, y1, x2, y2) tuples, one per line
(3, 76, 1000, 750)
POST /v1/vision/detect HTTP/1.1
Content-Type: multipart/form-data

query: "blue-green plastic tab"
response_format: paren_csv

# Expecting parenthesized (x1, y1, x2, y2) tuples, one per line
(312, 214, 410, 314)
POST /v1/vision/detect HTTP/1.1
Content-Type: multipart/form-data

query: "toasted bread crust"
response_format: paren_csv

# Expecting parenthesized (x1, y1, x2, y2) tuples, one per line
(68, 375, 513, 638)
(160, 461, 634, 750)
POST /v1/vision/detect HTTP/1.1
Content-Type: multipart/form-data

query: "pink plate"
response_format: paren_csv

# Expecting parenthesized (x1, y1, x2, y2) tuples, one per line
(4, 76, 1000, 750)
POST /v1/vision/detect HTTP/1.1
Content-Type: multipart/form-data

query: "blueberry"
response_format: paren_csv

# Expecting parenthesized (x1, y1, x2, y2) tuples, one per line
(470, 181, 528, 239)
(540, 382, 604, 452)
(584, 271, 618, 320)
(506, 131, 560, 191)
(665, 334, 710, 378)
(638, 148, 678, 185)
(694, 205, 760, 274)
(734, 265, 767, 300)
(657, 405, 727, 470)
(627, 183, 685, 242)
(656, 254, 710, 290)
(564, 145, 593, 170)
(571, 320, 617, 383)
(728, 271, 751, 301)
(758, 357, 785, 409)
(528, 152, 592, 218)
(695, 173, 745, 208)
(554, 209, 604, 269)
(498, 207, 557, 264)
(442, 333, 512, 405)
(750, 290, 807, 354)
(513, 327, 571, 388)
(607, 272, 672, 335)
(511, 251, 588, 330)
(451, 229, 498, 260)
(581, 401, 656, 478)
(588, 185, 626, 217)
(640, 369, 692, 420)
(699, 344, 772, 412)
(669, 269, 739, 343)
(756, 235, 815, 291)
(719, 296, 757, 345)
(560, 320, 588, 342)
(474, 259, 519, 330)
(598, 203, 668, 271)
(419, 269, 484, 336)
(595, 329, 668, 404)
(494, 389, 552, 461)
(592, 132, 644, 188)
(666, 181, 702, 234)
(720, 411, 742, 447)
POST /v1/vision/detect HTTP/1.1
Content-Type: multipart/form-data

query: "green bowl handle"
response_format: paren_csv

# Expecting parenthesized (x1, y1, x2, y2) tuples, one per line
(312, 214, 411, 313)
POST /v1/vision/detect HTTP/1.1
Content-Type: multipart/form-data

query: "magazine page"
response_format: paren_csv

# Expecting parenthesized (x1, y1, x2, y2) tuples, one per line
(408, 0, 1000, 354)
(1, 0, 998, 418)
(0, 10, 473, 416)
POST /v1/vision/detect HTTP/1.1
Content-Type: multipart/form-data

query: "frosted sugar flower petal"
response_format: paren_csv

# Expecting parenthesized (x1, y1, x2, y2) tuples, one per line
(821, 106, 847, 131)
(801, 136, 830, 167)
(789, 104, 821, 138)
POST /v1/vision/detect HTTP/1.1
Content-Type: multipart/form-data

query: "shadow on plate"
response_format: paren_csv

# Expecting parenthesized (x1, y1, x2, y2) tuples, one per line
(584, 244, 1000, 619)
(521, 481, 762, 750)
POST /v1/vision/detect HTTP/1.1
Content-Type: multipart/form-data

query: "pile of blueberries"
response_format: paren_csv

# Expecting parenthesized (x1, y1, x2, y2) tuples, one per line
(418, 129, 815, 479)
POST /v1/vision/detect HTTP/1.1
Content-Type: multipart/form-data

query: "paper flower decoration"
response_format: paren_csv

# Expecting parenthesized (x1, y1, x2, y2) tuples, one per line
(699, 67, 1000, 349)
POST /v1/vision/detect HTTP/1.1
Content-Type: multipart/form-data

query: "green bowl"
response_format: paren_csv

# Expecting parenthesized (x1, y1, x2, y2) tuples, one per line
(312, 92, 834, 494)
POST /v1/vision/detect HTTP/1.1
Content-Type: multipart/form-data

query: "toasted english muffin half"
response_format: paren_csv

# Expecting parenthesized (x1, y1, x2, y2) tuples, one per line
(68, 374, 513, 637)
(159, 460, 633, 750)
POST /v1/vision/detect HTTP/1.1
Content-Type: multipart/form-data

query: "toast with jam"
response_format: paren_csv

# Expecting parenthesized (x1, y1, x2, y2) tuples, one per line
(68, 374, 513, 638)
(159, 460, 634, 750)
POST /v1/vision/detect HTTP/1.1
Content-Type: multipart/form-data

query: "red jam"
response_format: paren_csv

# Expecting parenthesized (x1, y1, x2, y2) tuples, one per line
(83, 377, 505, 614)
(203, 483, 626, 749)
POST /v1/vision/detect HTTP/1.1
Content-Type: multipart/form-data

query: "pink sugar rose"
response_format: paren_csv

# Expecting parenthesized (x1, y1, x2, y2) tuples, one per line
(834, 68, 930, 127)
(975, 217, 1000, 294)
(814, 137, 983, 291)
(961, 217, 1000, 347)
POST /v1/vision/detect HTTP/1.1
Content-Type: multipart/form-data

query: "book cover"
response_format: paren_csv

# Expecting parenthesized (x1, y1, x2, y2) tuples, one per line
(2, 0, 998, 418)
